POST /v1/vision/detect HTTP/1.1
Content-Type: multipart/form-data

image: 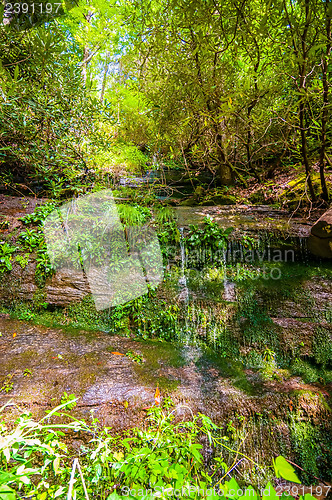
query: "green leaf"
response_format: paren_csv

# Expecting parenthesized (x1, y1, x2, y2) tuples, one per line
(13, 66, 19, 82)
(0, 473, 17, 484)
(53, 457, 61, 475)
(224, 477, 240, 498)
(262, 482, 279, 500)
(238, 486, 258, 500)
(273, 456, 301, 484)
(0, 485, 16, 500)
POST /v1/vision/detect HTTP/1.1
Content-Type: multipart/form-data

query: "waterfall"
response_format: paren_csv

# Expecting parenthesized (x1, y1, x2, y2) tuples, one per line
(178, 227, 189, 302)
(223, 246, 236, 302)
(299, 237, 309, 264)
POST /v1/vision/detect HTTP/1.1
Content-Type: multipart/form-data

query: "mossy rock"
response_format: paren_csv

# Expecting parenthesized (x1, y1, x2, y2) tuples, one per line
(249, 189, 266, 204)
(179, 196, 200, 206)
(200, 195, 237, 206)
(308, 208, 332, 258)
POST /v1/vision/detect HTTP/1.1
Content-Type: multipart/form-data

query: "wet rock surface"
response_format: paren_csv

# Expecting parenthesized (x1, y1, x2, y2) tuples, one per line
(174, 205, 325, 237)
(308, 207, 332, 259)
(0, 318, 330, 431)
(0, 260, 91, 306)
(0, 195, 46, 218)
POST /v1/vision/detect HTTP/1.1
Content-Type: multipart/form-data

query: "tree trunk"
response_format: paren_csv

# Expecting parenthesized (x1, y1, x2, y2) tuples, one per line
(299, 100, 316, 201)
(246, 101, 261, 181)
(100, 52, 110, 103)
(82, 11, 93, 84)
(319, 0, 331, 202)
(215, 133, 233, 185)
(82, 46, 89, 83)
(298, 0, 316, 202)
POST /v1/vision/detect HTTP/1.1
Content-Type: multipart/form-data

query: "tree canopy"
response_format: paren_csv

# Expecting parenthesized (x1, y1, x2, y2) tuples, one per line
(0, 0, 331, 202)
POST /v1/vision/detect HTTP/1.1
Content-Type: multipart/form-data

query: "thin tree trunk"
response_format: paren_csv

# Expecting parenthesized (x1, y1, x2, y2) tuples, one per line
(299, 0, 316, 201)
(246, 101, 260, 181)
(100, 52, 110, 103)
(319, 0, 331, 202)
(216, 133, 232, 185)
(299, 100, 316, 200)
(82, 11, 93, 83)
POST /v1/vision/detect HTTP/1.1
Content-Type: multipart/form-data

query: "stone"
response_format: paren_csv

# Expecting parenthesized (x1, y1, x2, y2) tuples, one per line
(308, 208, 332, 258)
(0, 259, 90, 306)
(0, 318, 329, 432)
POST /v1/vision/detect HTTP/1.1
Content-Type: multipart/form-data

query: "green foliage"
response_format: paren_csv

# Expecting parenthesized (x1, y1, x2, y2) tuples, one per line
(0, 400, 303, 499)
(0, 374, 14, 394)
(60, 392, 77, 410)
(154, 207, 176, 225)
(312, 327, 332, 367)
(19, 203, 57, 226)
(0, 220, 9, 230)
(289, 416, 332, 484)
(157, 221, 180, 260)
(273, 456, 300, 484)
(186, 217, 233, 253)
(290, 359, 324, 384)
(125, 350, 144, 364)
(14, 253, 30, 269)
(1, 0, 332, 200)
(18, 228, 44, 251)
(0, 242, 17, 273)
(230, 264, 262, 282)
(111, 143, 149, 171)
(16, 308, 36, 321)
(35, 250, 54, 283)
(117, 204, 151, 226)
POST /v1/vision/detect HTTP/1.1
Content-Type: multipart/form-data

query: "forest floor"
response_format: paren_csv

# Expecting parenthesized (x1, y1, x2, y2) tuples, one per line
(230, 163, 332, 211)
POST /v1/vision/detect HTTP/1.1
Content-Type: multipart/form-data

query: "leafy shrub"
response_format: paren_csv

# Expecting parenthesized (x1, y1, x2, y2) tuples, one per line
(0, 242, 17, 273)
(18, 228, 44, 251)
(117, 204, 152, 225)
(186, 217, 233, 253)
(0, 401, 306, 500)
(15, 253, 30, 269)
(19, 203, 57, 226)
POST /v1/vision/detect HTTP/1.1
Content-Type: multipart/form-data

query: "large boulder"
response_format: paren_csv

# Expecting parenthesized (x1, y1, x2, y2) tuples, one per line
(0, 258, 90, 306)
(308, 208, 332, 258)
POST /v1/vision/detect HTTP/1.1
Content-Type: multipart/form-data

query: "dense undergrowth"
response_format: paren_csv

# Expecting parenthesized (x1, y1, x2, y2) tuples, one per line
(0, 398, 319, 500)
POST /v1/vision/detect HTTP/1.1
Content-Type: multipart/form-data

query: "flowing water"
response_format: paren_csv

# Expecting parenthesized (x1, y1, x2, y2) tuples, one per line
(178, 227, 189, 302)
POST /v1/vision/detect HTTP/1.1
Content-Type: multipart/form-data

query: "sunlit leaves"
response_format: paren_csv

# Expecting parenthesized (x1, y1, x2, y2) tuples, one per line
(273, 456, 301, 484)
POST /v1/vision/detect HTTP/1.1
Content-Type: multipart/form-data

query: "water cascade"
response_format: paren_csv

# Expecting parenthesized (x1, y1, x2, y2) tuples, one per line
(178, 227, 189, 302)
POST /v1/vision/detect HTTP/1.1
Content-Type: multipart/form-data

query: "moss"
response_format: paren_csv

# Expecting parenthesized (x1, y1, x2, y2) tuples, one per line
(196, 347, 262, 396)
(291, 359, 320, 383)
(0, 349, 39, 374)
(312, 326, 332, 367)
(109, 340, 184, 391)
(289, 414, 332, 484)
(135, 372, 180, 392)
(126, 339, 186, 370)
(280, 171, 326, 208)
(76, 371, 97, 390)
